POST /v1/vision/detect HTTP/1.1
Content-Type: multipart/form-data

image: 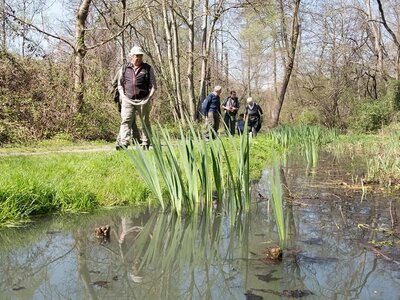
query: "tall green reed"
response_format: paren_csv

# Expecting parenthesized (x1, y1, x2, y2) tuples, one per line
(267, 125, 337, 168)
(125, 120, 250, 216)
(270, 151, 286, 247)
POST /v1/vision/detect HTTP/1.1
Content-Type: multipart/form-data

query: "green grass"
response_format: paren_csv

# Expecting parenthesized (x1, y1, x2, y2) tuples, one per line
(0, 152, 151, 226)
(0, 133, 275, 226)
(327, 128, 400, 186)
(0, 137, 112, 155)
(3, 123, 398, 227)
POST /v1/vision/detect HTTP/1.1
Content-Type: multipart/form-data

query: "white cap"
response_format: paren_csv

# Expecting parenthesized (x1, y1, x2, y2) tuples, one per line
(247, 97, 253, 103)
(129, 273, 143, 283)
(129, 46, 145, 56)
(214, 85, 222, 92)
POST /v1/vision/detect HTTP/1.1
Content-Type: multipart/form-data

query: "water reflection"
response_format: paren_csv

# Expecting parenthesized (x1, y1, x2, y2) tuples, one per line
(0, 152, 399, 299)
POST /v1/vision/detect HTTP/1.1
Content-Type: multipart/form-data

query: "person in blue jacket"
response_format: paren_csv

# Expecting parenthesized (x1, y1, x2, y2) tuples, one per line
(202, 85, 222, 139)
(237, 113, 245, 135)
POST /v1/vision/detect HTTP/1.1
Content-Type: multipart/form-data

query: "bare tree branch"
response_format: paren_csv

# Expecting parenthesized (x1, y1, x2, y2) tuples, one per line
(376, 0, 400, 49)
(5, 11, 76, 50)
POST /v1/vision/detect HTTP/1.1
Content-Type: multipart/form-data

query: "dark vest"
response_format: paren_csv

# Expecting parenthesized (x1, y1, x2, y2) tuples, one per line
(122, 63, 151, 99)
(247, 103, 261, 117)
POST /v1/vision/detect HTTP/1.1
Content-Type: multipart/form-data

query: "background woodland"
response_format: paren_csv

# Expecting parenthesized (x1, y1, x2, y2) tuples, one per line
(1, 0, 400, 143)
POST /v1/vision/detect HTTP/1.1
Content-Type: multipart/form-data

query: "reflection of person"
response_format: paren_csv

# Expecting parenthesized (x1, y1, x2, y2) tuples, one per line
(116, 46, 157, 150)
(237, 113, 245, 135)
(222, 90, 239, 135)
(244, 97, 263, 137)
(202, 85, 222, 139)
(118, 217, 144, 283)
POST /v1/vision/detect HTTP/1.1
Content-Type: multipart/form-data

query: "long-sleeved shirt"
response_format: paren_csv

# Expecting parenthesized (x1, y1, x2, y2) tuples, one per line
(202, 92, 221, 115)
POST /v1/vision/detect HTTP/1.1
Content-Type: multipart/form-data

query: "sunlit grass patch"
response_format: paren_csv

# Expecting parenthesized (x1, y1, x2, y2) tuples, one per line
(0, 152, 150, 226)
(327, 128, 400, 186)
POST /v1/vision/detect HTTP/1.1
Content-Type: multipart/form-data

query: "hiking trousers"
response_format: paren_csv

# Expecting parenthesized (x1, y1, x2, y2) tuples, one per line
(223, 113, 236, 136)
(119, 94, 152, 146)
(204, 111, 220, 139)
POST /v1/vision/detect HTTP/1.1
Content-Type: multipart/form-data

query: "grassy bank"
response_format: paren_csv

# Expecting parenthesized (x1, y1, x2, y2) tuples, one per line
(1, 124, 399, 227)
(0, 135, 277, 226)
(0, 151, 151, 226)
(327, 124, 400, 186)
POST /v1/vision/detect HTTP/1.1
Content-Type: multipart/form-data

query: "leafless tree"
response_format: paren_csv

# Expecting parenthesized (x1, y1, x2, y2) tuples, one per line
(376, 0, 400, 80)
(270, 0, 301, 127)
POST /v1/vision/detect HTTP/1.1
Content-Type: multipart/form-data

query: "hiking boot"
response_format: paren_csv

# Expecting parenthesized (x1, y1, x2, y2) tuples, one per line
(116, 144, 128, 151)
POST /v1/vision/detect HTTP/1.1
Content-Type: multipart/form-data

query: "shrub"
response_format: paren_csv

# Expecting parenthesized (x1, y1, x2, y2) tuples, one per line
(296, 110, 320, 126)
(348, 99, 391, 133)
(386, 80, 400, 111)
(0, 52, 120, 144)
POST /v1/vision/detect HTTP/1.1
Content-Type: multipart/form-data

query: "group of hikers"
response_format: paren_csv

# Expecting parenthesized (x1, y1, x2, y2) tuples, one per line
(114, 46, 263, 150)
(202, 86, 263, 140)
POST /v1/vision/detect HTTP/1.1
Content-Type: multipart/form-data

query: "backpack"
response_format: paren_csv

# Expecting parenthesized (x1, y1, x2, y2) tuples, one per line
(110, 63, 128, 105)
(201, 95, 210, 116)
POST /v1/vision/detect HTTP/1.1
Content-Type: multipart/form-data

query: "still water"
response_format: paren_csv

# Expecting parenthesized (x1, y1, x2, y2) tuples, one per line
(0, 152, 399, 300)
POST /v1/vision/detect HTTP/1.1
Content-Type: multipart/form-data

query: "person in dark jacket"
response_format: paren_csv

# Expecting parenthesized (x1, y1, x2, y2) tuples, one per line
(237, 113, 245, 135)
(222, 90, 239, 136)
(202, 85, 222, 139)
(116, 46, 157, 150)
(244, 97, 263, 137)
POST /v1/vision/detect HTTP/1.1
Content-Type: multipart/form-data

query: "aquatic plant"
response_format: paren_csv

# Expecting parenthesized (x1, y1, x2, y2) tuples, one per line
(266, 125, 337, 168)
(267, 125, 337, 148)
(270, 151, 286, 247)
(126, 120, 251, 216)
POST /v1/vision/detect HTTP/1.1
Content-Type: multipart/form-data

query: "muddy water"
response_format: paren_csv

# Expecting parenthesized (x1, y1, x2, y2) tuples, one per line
(0, 152, 399, 300)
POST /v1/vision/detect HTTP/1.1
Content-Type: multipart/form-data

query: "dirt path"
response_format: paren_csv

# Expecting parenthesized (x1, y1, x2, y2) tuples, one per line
(0, 145, 116, 156)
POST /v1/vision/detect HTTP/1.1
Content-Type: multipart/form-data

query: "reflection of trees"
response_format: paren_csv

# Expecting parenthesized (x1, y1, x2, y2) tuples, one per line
(0, 231, 76, 299)
(246, 161, 393, 300)
(75, 230, 98, 300)
(44, 208, 249, 299)
(278, 153, 397, 299)
(120, 210, 250, 299)
(1, 152, 398, 299)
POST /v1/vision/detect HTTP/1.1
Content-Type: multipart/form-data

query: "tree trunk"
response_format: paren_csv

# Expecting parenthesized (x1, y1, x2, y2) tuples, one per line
(120, 0, 126, 63)
(170, 0, 185, 123)
(376, 0, 400, 80)
(21, 1, 27, 57)
(247, 40, 251, 96)
(187, 0, 196, 121)
(162, 0, 179, 118)
(366, 0, 385, 81)
(197, 0, 224, 119)
(278, 0, 288, 65)
(224, 51, 229, 87)
(273, 38, 278, 99)
(74, 0, 92, 113)
(1, 0, 5, 50)
(271, 0, 301, 127)
(198, 0, 209, 119)
(145, 3, 177, 121)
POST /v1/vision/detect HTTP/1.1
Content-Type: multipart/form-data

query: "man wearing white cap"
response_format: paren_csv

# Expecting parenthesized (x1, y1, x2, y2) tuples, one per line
(244, 97, 263, 137)
(116, 46, 157, 150)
